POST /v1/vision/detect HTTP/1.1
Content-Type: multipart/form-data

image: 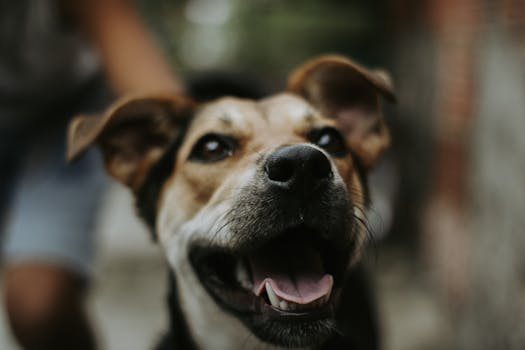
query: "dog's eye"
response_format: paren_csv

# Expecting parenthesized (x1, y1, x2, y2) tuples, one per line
(310, 127, 348, 157)
(189, 134, 236, 162)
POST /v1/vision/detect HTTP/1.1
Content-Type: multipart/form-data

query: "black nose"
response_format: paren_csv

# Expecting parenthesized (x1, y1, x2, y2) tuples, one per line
(265, 145, 332, 191)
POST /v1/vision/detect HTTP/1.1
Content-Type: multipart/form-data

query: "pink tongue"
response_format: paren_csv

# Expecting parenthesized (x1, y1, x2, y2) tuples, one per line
(249, 239, 333, 305)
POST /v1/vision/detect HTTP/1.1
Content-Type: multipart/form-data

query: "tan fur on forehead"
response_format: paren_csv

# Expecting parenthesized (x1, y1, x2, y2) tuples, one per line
(194, 97, 262, 128)
(259, 93, 331, 131)
(259, 93, 315, 120)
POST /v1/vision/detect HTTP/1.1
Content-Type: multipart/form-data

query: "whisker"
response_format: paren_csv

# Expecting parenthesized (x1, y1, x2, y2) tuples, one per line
(352, 205, 378, 262)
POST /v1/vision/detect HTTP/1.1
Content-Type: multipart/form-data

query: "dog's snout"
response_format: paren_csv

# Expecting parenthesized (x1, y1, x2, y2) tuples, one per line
(265, 145, 332, 190)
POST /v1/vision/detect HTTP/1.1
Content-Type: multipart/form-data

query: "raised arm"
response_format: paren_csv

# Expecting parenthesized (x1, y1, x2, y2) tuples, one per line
(63, 0, 183, 96)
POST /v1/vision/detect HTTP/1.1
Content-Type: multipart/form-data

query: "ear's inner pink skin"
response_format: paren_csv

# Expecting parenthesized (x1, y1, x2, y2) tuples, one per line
(250, 238, 333, 305)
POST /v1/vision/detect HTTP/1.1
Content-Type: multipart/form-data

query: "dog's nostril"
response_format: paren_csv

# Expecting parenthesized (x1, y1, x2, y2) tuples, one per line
(266, 158, 294, 183)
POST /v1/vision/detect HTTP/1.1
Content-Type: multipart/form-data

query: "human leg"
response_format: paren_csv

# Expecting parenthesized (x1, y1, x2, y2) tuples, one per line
(2, 133, 106, 350)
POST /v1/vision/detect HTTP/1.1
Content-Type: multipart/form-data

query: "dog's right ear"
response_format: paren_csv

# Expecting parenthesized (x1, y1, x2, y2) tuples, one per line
(67, 95, 195, 191)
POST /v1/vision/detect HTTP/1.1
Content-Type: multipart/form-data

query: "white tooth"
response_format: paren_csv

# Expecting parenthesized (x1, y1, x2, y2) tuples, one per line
(265, 282, 280, 308)
(280, 300, 289, 310)
(235, 260, 252, 290)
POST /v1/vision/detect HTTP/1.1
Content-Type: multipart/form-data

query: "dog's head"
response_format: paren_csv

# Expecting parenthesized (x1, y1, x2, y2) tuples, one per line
(68, 55, 395, 349)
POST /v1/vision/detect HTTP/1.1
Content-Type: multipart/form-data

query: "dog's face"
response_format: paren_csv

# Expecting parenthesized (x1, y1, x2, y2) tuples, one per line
(68, 56, 395, 349)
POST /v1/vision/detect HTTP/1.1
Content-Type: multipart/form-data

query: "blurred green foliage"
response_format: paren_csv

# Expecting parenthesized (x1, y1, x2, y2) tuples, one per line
(137, 0, 389, 85)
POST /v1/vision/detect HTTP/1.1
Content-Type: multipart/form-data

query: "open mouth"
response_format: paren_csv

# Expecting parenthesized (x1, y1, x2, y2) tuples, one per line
(189, 225, 350, 344)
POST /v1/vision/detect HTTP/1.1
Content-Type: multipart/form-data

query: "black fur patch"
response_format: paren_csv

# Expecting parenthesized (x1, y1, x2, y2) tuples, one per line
(136, 121, 189, 237)
(155, 274, 197, 350)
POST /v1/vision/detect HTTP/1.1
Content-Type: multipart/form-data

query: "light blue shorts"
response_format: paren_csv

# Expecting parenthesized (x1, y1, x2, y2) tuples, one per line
(1, 129, 107, 278)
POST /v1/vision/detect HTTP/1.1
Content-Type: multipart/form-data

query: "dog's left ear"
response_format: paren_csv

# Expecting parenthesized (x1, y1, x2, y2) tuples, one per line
(288, 55, 396, 169)
(67, 95, 195, 191)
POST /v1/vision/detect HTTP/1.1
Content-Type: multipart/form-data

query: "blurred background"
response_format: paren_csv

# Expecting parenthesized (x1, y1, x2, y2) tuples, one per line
(1, 0, 525, 349)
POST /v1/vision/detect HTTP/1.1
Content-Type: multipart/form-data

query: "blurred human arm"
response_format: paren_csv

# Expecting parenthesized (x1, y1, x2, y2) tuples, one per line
(62, 0, 183, 96)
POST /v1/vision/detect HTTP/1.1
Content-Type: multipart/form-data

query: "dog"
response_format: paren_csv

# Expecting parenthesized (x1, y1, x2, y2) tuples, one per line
(67, 55, 396, 350)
